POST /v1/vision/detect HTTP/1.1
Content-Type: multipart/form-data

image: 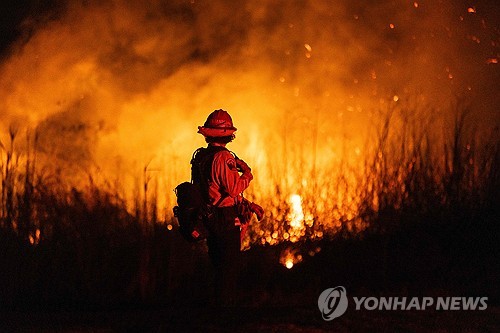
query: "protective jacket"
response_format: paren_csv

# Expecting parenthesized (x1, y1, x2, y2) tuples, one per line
(191, 144, 253, 208)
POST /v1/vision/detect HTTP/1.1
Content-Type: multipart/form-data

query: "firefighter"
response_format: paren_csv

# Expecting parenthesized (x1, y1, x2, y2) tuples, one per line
(194, 109, 264, 305)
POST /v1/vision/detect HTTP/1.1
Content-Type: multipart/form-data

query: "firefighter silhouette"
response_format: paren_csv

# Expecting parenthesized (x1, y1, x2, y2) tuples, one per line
(193, 109, 264, 305)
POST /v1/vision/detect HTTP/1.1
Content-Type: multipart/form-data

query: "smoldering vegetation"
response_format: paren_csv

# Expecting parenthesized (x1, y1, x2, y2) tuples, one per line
(0, 99, 498, 312)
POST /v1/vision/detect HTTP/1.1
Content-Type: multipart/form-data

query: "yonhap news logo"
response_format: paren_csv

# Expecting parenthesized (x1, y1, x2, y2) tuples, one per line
(318, 286, 488, 321)
(318, 286, 348, 321)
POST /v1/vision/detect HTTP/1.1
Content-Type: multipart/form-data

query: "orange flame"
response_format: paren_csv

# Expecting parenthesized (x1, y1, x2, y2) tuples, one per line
(0, 0, 497, 246)
(280, 247, 303, 269)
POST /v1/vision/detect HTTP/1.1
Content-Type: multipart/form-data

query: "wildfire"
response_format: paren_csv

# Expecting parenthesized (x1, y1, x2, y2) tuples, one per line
(0, 0, 496, 248)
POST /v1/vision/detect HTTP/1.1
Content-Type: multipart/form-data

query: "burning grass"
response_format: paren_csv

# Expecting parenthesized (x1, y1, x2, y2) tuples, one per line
(0, 100, 498, 309)
(244, 100, 499, 250)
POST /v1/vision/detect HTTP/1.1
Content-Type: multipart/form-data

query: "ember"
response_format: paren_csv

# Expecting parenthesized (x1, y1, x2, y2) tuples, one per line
(280, 247, 303, 269)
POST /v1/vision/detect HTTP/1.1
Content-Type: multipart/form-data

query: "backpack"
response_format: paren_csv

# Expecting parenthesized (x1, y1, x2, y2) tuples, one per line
(173, 146, 227, 242)
(172, 182, 206, 242)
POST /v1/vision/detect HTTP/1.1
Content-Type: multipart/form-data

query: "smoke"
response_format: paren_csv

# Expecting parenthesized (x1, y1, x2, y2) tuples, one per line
(0, 0, 498, 209)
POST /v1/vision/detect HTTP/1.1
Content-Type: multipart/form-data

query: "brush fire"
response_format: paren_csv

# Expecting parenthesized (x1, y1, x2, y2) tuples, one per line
(0, 0, 498, 262)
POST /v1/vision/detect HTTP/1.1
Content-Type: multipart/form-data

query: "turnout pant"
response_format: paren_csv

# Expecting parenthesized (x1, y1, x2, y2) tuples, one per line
(205, 206, 242, 305)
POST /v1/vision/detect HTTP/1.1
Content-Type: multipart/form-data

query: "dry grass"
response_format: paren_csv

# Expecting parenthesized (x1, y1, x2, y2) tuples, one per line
(0, 99, 498, 313)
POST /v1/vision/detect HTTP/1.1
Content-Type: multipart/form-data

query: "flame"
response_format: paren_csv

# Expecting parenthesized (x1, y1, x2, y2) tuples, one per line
(280, 247, 303, 269)
(285, 194, 314, 243)
(0, 0, 497, 246)
(288, 194, 305, 229)
(29, 229, 41, 245)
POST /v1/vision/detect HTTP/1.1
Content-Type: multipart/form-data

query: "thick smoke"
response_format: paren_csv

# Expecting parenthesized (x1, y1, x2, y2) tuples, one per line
(0, 0, 498, 210)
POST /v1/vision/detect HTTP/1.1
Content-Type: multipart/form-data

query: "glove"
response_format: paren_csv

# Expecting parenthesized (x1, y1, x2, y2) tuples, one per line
(235, 158, 251, 173)
(249, 202, 264, 221)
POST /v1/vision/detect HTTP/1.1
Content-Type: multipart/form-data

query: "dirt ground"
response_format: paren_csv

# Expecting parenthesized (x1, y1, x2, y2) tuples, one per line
(2, 305, 499, 332)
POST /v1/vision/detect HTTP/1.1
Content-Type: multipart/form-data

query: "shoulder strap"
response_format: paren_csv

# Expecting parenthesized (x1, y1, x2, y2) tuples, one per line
(190, 147, 206, 184)
(190, 146, 229, 204)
